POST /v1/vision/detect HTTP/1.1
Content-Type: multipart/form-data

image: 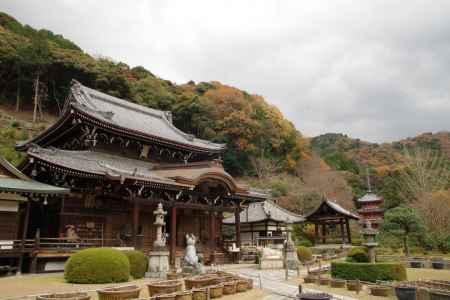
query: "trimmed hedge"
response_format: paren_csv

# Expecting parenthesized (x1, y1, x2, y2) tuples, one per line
(124, 250, 148, 279)
(297, 246, 313, 263)
(331, 261, 407, 282)
(297, 240, 313, 247)
(347, 247, 369, 263)
(65, 248, 130, 283)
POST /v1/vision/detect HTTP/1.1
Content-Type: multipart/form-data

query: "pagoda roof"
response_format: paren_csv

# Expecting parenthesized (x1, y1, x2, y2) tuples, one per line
(305, 199, 360, 221)
(26, 146, 267, 200)
(0, 156, 68, 197)
(18, 80, 225, 153)
(357, 193, 384, 203)
(222, 199, 305, 224)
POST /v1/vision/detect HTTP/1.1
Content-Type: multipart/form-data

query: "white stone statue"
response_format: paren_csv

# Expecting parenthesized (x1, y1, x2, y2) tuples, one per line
(184, 234, 199, 266)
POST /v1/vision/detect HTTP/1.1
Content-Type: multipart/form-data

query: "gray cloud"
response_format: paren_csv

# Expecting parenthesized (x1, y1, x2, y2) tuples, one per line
(1, 0, 449, 142)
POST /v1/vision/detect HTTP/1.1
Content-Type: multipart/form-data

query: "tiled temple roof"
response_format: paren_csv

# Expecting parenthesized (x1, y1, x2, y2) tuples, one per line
(304, 199, 360, 221)
(0, 156, 68, 196)
(27, 147, 191, 189)
(222, 199, 304, 224)
(357, 193, 384, 203)
(26, 146, 267, 200)
(70, 81, 225, 152)
(17, 81, 226, 153)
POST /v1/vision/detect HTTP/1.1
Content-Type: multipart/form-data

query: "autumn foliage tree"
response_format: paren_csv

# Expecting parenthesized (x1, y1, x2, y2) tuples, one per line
(0, 12, 309, 175)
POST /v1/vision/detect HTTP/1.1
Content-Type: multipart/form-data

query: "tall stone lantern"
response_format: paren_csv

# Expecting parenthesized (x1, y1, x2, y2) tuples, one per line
(146, 203, 170, 278)
(362, 220, 379, 263)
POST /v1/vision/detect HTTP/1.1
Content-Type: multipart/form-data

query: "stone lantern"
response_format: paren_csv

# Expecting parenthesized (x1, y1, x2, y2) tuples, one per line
(362, 220, 378, 263)
(146, 203, 170, 278)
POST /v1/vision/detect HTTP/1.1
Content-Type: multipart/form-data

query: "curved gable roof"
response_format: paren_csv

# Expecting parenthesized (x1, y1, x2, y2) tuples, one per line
(304, 199, 360, 221)
(71, 81, 225, 152)
(223, 199, 304, 224)
(17, 81, 226, 154)
(0, 156, 68, 196)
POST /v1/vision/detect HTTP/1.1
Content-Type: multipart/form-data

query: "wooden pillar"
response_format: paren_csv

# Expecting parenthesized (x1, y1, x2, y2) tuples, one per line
(132, 199, 140, 248)
(209, 211, 216, 264)
(170, 207, 177, 266)
(321, 223, 326, 244)
(30, 229, 40, 274)
(17, 200, 31, 275)
(340, 219, 346, 244)
(250, 223, 254, 246)
(235, 207, 241, 249)
(345, 219, 352, 244)
(314, 223, 318, 245)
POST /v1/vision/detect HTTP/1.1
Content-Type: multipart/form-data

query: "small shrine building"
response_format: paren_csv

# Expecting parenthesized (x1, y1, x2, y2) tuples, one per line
(304, 198, 360, 244)
(222, 200, 304, 247)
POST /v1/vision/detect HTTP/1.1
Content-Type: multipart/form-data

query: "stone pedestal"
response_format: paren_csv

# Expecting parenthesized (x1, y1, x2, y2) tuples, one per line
(285, 241, 300, 270)
(146, 250, 170, 279)
(284, 225, 300, 270)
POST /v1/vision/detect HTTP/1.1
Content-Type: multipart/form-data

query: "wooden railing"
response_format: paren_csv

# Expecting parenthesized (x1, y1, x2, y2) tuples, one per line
(36, 238, 125, 250)
(255, 236, 286, 247)
(0, 237, 126, 254)
(0, 240, 24, 252)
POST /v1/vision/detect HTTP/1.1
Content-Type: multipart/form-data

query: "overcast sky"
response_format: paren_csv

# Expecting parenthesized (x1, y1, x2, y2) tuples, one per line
(2, 1, 450, 142)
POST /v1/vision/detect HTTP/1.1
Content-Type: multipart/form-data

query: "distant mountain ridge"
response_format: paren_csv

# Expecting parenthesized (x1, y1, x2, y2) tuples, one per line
(311, 131, 450, 174)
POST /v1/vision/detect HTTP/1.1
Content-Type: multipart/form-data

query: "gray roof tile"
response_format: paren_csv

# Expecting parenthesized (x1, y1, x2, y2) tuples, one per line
(222, 199, 304, 224)
(71, 82, 225, 152)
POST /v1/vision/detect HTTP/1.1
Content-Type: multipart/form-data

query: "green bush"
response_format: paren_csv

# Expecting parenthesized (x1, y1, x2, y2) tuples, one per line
(331, 262, 407, 282)
(297, 246, 313, 263)
(347, 247, 369, 263)
(350, 238, 363, 246)
(65, 248, 130, 283)
(297, 239, 313, 247)
(270, 181, 289, 197)
(124, 250, 147, 279)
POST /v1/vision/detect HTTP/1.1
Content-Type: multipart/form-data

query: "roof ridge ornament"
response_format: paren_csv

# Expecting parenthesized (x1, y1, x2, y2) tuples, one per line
(164, 111, 173, 123)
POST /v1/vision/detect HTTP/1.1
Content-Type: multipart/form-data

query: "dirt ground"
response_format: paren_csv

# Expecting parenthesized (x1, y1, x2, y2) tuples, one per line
(0, 273, 270, 300)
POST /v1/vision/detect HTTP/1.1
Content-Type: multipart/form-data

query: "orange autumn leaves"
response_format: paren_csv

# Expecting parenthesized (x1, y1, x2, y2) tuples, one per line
(201, 83, 308, 172)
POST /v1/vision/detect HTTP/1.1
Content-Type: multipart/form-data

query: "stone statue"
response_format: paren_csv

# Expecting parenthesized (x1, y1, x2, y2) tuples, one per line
(183, 233, 204, 274)
(184, 234, 199, 265)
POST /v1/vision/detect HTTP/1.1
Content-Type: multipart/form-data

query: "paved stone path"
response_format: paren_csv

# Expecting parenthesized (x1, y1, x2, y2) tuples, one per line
(216, 265, 358, 300)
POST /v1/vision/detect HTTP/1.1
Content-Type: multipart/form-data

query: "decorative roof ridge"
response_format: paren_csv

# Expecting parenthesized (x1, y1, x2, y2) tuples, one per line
(153, 159, 223, 170)
(263, 199, 304, 219)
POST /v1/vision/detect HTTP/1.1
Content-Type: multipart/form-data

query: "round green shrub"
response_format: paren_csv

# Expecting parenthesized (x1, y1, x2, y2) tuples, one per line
(65, 248, 130, 283)
(124, 250, 147, 279)
(331, 261, 406, 282)
(297, 239, 313, 247)
(297, 246, 313, 263)
(347, 247, 369, 263)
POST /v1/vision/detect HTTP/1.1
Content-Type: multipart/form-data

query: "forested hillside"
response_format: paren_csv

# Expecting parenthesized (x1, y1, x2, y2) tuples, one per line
(0, 12, 308, 175)
(311, 132, 450, 207)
